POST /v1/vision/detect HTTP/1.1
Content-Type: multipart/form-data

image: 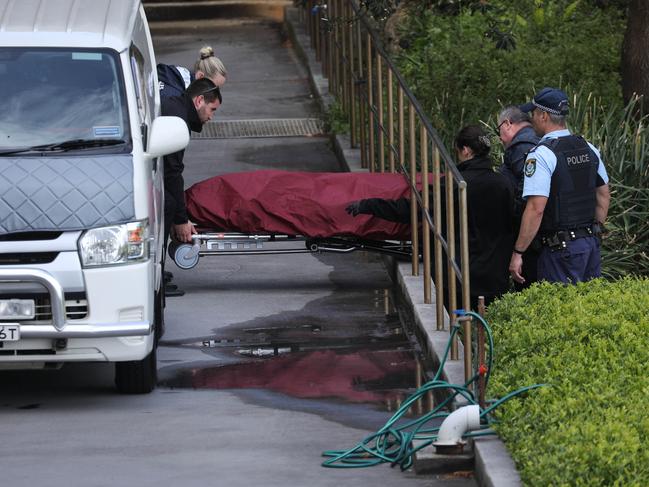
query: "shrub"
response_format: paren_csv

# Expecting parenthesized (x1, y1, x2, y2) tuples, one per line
(485, 277, 649, 486)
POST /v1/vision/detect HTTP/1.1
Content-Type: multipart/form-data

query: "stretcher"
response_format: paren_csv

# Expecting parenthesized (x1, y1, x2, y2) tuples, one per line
(169, 170, 421, 269)
(168, 230, 413, 270)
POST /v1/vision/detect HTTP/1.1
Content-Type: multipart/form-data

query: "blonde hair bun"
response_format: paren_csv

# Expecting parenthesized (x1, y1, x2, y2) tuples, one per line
(199, 46, 214, 60)
(194, 46, 227, 78)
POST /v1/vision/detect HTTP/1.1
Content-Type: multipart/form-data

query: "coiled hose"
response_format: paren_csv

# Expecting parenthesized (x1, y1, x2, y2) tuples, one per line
(322, 310, 545, 470)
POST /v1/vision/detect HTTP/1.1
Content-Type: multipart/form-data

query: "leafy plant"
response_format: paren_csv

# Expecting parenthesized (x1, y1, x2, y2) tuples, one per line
(569, 94, 649, 277)
(394, 0, 625, 144)
(324, 100, 351, 135)
(486, 277, 649, 485)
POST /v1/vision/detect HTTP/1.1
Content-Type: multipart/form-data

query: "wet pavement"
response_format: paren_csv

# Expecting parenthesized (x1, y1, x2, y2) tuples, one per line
(0, 11, 475, 487)
(161, 286, 423, 417)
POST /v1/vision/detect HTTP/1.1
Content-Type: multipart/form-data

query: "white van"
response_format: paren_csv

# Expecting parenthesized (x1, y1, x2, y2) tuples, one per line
(0, 0, 188, 393)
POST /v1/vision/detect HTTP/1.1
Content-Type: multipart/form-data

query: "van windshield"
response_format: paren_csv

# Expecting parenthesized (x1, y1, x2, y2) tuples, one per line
(0, 48, 130, 151)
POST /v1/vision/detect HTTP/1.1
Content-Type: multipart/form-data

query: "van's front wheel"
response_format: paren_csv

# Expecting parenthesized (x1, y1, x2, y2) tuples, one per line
(114, 345, 157, 394)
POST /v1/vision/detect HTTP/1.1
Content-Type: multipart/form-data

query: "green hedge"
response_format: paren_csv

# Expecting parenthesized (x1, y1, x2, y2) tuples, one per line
(485, 278, 649, 486)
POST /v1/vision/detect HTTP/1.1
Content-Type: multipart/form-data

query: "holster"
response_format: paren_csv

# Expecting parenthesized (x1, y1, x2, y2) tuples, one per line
(541, 224, 599, 252)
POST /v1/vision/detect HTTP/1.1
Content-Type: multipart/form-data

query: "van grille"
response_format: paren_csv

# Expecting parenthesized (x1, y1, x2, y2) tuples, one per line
(0, 232, 62, 241)
(0, 292, 88, 322)
(0, 252, 59, 265)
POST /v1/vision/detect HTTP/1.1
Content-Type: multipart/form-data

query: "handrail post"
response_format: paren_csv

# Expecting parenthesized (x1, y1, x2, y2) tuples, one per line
(458, 185, 472, 384)
(409, 104, 419, 276)
(326, 3, 333, 84)
(421, 126, 431, 304)
(433, 147, 444, 330)
(357, 21, 367, 168)
(398, 86, 404, 173)
(387, 70, 395, 173)
(340, 0, 349, 113)
(320, 2, 326, 68)
(347, 1, 356, 147)
(308, 0, 314, 45)
(366, 34, 375, 172)
(447, 166, 458, 359)
(315, 2, 322, 62)
(376, 55, 385, 172)
(333, 0, 340, 96)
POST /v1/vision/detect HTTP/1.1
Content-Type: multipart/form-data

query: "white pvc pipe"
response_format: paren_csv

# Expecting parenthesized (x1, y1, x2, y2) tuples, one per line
(434, 405, 481, 447)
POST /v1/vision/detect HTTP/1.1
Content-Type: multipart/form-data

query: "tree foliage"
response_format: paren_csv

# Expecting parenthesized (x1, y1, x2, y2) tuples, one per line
(392, 0, 626, 142)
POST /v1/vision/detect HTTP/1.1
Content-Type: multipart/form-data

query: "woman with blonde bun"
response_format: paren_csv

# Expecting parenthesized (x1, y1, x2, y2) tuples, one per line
(158, 45, 228, 98)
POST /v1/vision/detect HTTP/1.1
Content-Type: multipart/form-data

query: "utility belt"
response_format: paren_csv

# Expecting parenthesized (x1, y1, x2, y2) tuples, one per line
(540, 224, 601, 251)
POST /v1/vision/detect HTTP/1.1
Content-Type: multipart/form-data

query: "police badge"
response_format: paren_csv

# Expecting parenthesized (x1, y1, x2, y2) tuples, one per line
(524, 159, 536, 177)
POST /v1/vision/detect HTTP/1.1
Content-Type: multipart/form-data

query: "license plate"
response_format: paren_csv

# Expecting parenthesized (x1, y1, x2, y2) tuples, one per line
(0, 299, 35, 319)
(0, 324, 20, 341)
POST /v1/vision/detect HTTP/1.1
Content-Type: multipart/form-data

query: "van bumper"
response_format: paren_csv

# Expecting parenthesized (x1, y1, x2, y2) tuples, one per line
(0, 335, 154, 366)
(15, 321, 152, 338)
(0, 264, 156, 365)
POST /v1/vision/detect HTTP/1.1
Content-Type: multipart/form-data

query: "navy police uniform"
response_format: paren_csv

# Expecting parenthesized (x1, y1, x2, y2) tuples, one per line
(522, 128, 609, 283)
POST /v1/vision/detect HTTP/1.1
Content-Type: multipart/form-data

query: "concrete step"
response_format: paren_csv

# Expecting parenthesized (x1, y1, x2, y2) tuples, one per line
(143, 0, 293, 22)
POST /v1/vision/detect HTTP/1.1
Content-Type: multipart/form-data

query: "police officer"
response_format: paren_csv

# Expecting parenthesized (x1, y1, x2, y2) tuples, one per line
(496, 105, 540, 289)
(509, 87, 611, 284)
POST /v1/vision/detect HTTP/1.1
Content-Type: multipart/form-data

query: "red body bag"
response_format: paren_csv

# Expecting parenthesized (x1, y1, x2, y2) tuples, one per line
(185, 170, 416, 240)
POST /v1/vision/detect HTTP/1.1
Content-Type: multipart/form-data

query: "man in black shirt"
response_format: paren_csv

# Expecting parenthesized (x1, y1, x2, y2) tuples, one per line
(161, 78, 222, 296)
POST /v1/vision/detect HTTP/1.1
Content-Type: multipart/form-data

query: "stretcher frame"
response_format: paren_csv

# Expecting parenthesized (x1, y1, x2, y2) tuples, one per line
(168, 230, 413, 270)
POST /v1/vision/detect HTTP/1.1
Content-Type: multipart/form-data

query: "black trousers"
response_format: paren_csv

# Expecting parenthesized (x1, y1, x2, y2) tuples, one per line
(162, 189, 180, 278)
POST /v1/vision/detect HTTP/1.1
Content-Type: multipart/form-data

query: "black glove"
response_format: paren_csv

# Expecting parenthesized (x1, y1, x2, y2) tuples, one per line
(345, 201, 362, 216)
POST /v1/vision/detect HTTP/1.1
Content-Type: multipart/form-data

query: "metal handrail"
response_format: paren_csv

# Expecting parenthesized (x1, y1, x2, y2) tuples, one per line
(299, 0, 474, 382)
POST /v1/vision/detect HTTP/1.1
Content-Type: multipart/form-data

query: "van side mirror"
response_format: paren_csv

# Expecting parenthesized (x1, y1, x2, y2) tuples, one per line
(145, 116, 189, 158)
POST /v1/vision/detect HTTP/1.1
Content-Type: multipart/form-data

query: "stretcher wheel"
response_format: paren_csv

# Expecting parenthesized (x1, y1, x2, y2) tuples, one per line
(305, 239, 319, 252)
(168, 242, 200, 270)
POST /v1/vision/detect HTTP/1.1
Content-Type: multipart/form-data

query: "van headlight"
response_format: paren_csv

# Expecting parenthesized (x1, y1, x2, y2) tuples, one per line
(79, 220, 149, 267)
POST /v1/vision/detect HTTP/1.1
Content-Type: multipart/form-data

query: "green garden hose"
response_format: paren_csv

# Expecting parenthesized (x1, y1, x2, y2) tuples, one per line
(322, 310, 545, 470)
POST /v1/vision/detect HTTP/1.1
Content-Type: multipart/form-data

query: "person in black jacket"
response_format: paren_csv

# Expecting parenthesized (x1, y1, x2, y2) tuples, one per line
(496, 105, 541, 289)
(158, 46, 227, 99)
(346, 125, 514, 309)
(161, 78, 222, 296)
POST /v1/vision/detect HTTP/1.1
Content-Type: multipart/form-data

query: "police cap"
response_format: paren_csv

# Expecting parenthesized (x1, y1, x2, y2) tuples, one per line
(519, 87, 569, 116)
